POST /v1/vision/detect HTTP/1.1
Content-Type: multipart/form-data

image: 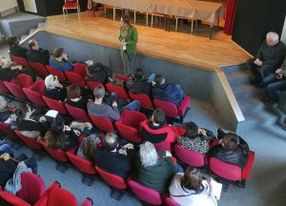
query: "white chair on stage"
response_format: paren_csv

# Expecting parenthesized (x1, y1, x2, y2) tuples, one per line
(63, 0, 80, 21)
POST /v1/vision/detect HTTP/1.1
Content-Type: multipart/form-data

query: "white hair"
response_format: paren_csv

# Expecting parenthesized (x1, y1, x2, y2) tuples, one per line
(266, 32, 279, 42)
(44, 74, 56, 89)
(139, 141, 159, 167)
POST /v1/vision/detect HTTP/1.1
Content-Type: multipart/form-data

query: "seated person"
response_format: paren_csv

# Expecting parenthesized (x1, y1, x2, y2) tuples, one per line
(136, 141, 176, 193)
(0, 152, 37, 189)
(177, 122, 216, 155)
(0, 56, 36, 81)
(44, 74, 66, 101)
(6, 35, 27, 59)
(209, 129, 249, 168)
(11, 104, 43, 139)
(0, 96, 12, 123)
(26, 39, 50, 65)
(262, 58, 286, 104)
(87, 62, 113, 83)
(66, 84, 89, 110)
(140, 108, 183, 143)
(247, 32, 286, 85)
(87, 86, 140, 121)
(44, 116, 80, 151)
(92, 132, 134, 178)
(152, 74, 185, 106)
(49, 47, 73, 71)
(169, 167, 217, 206)
(126, 68, 152, 96)
(77, 134, 101, 160)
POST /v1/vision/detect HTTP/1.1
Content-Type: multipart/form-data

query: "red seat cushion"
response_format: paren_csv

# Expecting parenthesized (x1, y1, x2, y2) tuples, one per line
(63, 2, 79, 9)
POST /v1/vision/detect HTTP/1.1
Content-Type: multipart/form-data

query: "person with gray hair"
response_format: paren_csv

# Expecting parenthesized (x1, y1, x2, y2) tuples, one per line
(92, 132, 134, 178)
(87, 85, 140, 121)
(136, 141, 176, 193)
(247, 31, 286, 86)
(44, 74, 66, 101)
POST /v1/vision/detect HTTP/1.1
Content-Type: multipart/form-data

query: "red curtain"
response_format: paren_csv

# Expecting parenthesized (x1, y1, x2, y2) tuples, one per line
(224, 0, 237, 35)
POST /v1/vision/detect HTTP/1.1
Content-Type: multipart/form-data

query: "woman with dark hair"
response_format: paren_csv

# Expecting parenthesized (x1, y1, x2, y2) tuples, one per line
(169, 167, 217, 206)
(6, 35, 27, 58)
(119, 14, 138, 75)
(49, 47, 73, 71)
(87, 62, 113, 83)
(140, 108, 183, 144)
(66, 84, 89, 110)
(44, 117, 80, 151)
(177, 122, 216, 154)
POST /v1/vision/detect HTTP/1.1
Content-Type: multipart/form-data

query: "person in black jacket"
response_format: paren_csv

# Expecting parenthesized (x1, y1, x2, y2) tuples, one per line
(92, 132, 134, 178)
(247, 32, 286, 86)
(6, 35, 27, 59)
(209, 129, 249, 168)
(26, 40, 50, 65)
(66, 84, 90, 110)
(87, 62, 113, 83)
(126, 68, 152, 96)
(44, 74, 66, 101)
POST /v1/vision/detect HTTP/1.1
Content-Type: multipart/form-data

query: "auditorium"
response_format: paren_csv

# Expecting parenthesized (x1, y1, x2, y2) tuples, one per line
(0, 0, 285, 205)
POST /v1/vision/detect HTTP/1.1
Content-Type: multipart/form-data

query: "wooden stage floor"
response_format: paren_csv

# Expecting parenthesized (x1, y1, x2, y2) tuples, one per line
(46, 12, 250, 71)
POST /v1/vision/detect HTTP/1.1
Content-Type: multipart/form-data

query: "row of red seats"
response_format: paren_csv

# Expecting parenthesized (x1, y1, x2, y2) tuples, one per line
(0, 172, 92, 206)
(11, 54, 191, 121)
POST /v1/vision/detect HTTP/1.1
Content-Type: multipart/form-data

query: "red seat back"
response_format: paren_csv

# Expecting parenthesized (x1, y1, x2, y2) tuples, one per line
(66, 152, 96, 175)
(72, 63, 87, 77)
(15, 73, 33, 88)
(15, 130, 42, 150)
(65, 71, 86, 87)
(23, 88, 46, 107)
(95, 166, 127, 190)
(163, 197, 179, 206)
(0, 191, 30, 206)
(86, 81, 103, 90)
(209, 157, 241, 181)
(0, 123, 17, 139)
(153, 99, 178, 118)
(4, 81, 26, 100)
(29, 62, 49, 78)
(29, 80, 45, 94)
(177, 96, 191, 116)
(129, 92, 153, 109)
(106, 83, 129, 101)
(89, 113, 114, 132)
(174, 144, 205, 167)
(127, 179, 162, 205)
(11, 55, 30, 68)
(48, 187, 77, 206)
(65, 104, 89, 122)
(241, 151, 255, 180)
(0, 81, 10, 93)
(17, 172, 45, 205)
(43, 96, 68, 115)
(39, 140, 69, 162)
(46, 65, 66, 82)
(154, 141, 172, 152)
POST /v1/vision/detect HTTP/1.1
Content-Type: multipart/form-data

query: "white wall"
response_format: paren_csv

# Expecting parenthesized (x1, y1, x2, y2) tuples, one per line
(0, 0, 18, 12)
(281, 16, 286, 45)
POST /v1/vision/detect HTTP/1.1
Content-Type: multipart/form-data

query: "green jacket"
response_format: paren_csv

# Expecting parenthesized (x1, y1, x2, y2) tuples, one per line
(119, 25, 138, 54)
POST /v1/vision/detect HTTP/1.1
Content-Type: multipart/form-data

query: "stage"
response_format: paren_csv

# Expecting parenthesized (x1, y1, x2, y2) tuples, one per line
(45, 11, 250, 71)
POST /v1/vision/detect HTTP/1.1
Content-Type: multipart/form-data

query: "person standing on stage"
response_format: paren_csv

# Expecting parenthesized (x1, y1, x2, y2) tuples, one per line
(119, 14, 138, 76)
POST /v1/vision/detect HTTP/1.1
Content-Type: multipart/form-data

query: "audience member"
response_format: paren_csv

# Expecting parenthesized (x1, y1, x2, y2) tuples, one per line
(247, 32, 286, 86)
(0, 152, 37, 188)
(44, 116, 80, 151)
(44, 74, 66, 101)
(152, 74, 185, 106)
(87, 62, 113, 83)
(177, 122, 216, 155)
(136, 141, 176, 193)
(92, 132, 134, 178)
(209, 129, 249, 168)
(87, 86, 140, 121)
(66, 84, 89, 110)
(140, 108, 183, 144)
(26, 39, 50, 65)
(169, 167, 217, 206)
(77, 135, 101, 160)
(6, 35, 27, 59)
(49, 48, 73, 71)
(126, 68, 153, 96)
